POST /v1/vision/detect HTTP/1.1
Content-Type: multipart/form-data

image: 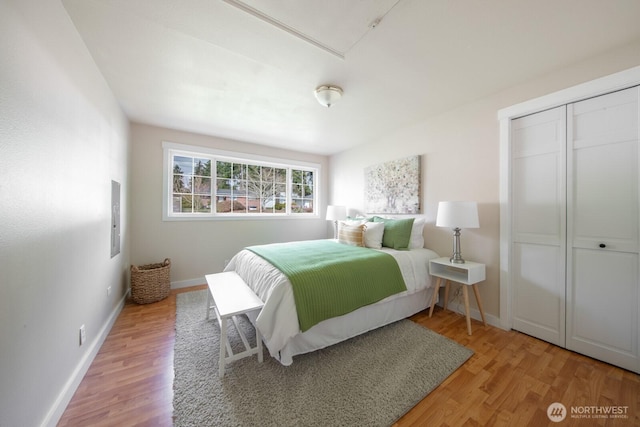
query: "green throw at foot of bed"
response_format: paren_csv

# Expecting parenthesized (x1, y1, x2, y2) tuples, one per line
(247, 240, 407, 331)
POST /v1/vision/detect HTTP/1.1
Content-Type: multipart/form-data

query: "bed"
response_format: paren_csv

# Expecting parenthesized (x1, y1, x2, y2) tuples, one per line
(224, 217, 439, 366)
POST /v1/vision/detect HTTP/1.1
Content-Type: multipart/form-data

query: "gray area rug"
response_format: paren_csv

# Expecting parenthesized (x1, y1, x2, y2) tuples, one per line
(173, 290, 473, 427)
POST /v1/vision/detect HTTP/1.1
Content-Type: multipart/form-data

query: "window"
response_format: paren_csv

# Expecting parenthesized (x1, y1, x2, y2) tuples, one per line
(163, 142, 319, 219)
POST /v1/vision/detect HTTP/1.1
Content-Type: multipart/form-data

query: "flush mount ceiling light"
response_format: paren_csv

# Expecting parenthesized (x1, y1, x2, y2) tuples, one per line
(314, 85, 343, 108)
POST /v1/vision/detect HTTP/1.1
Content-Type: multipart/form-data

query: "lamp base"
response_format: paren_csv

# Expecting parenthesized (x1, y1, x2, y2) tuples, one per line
(450, 255, 466, 264)
(449, 227, 466, 263)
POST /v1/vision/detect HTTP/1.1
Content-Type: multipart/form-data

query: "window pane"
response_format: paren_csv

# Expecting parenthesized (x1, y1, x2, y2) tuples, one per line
(303, 199, 314, 213)
(233, 180, 246, 195)
(247, 165, 260, 180)
(275, 168, 286, 183)
(291, 183, 302, 198)
(262, 167, 274, 181)
(260, 199, 273, 213)
(217, 161, 232, 179)
(232, 163, 245, 180)
(172, 196, 183, 213)
(174, 194, 192, 213)
(304, 170, 314, 184)
(291, 198, 304, 213)
(292, 198, 313, 213)
(260, 180, 273, 201)
(223, 196, 246, 214)
(296, 171, 313, 197)
(193, 195, 211, 213)
(274, 184, 287, 212)
(217, 177, 230, 191)
(215, 179, 230, 213)
(174, 156, 193, 175)
(193, 177, 211, 195)
(194, 158, 211, 177)
(233, 199, 247, 213)
(246, 197, 260, 213)
(239, 200, 245, 213)
(216, 198, 231, 213)
(291, 169, 313, 213)
(173, 175, 191, 193)
(261, 176, 276, 212)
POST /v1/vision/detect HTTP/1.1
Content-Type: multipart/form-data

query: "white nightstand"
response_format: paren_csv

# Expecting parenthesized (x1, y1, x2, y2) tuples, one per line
(428, 257, 487, 335)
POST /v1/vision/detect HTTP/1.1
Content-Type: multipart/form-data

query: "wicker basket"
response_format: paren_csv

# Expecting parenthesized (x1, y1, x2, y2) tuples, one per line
(130, 258, 171, 304)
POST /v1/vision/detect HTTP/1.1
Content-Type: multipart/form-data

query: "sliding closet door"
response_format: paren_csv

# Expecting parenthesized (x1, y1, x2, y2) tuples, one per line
(566, 87, 640, 373)
(511, 107, 567, 346)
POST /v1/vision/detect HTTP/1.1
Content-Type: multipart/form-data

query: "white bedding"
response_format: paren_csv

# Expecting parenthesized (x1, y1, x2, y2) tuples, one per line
(225, 244, 439, 365)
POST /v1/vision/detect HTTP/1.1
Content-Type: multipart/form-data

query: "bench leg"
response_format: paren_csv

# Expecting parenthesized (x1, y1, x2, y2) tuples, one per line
(219, 316, 227, 378)
(256, 327, 263, 363)
(206, 291, 213, 320)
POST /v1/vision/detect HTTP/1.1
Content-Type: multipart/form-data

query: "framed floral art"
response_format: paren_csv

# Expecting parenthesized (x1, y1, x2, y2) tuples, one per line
(364, 155, 421, 214)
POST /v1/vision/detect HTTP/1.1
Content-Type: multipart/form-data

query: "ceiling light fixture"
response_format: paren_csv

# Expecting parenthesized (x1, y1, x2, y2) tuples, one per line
(314, 85, 343, 108)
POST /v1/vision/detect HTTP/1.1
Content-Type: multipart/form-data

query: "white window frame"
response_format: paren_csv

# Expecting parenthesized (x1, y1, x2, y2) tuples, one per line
(162, 141, 320, 221)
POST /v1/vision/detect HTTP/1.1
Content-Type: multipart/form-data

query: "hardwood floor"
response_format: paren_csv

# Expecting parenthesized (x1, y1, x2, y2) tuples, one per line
(57, 287, 194, 427)
(59, 286, 639, 427)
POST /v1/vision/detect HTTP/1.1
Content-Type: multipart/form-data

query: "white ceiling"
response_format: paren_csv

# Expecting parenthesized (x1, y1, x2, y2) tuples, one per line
(62, 0, 640, 155)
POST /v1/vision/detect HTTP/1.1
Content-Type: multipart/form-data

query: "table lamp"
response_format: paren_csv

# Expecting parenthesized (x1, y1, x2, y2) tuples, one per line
(436, 201, 479, 264)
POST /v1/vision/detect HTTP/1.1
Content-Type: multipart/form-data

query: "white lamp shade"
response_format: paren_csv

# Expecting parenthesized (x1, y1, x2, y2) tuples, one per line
(326, 205, 347, 221)
(314, 85, 342, 107)
(436, 201, 479, 229)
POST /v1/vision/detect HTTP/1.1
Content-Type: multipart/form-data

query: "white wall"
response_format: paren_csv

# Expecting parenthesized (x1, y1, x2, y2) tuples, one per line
(329, 40, 640, 322)
(0, 1, 130, 426)
(130, 123, 330, 287)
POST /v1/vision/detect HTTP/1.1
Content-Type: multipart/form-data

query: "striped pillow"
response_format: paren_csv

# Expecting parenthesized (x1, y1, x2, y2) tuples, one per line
(337, 222, 365, 247)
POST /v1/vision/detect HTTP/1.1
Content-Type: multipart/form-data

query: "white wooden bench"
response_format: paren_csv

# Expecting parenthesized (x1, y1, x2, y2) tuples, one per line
(205, 272, 264, 377)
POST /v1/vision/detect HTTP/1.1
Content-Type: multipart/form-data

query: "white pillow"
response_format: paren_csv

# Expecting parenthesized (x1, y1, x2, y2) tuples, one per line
(409, 217, 425, 249)
(363, 221, 385, 249)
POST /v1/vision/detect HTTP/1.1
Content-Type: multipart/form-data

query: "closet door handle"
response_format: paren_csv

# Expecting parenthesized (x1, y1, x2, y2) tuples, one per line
(599, 243, 606, 248)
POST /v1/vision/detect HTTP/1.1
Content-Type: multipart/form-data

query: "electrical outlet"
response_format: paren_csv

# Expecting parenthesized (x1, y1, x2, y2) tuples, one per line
(79, 325, 86, 346)
(107, 286, 112, 296)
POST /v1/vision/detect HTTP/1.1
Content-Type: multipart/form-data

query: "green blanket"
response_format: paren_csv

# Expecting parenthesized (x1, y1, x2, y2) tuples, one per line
(246, 240, 407, 332)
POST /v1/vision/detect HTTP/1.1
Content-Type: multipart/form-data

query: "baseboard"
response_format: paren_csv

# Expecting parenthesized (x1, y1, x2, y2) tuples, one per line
(171, 277, 206, 289)
(42, 292, 127, 427)
(437, 299, 502, 329)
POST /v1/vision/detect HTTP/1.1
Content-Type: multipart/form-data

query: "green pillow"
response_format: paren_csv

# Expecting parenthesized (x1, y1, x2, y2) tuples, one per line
(372, 217, 415, 250)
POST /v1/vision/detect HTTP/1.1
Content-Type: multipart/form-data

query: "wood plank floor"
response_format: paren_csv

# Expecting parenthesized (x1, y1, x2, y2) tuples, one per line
(59, 286, 639, 427)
